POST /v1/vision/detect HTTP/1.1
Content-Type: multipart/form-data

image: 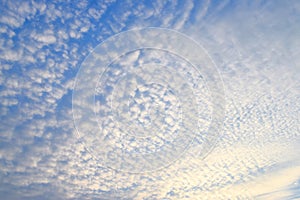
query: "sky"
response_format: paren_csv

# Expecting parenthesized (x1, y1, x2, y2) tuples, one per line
(0, 0, 299, 199)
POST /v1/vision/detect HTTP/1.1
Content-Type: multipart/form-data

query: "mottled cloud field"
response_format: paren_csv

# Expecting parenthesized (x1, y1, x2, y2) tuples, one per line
(0, 0, 299, 199)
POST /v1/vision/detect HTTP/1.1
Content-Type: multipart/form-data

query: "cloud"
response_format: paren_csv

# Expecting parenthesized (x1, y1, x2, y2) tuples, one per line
(0, 0, 299, 199)
(173, 0, 194, 30)
(32, 33, 57, 44)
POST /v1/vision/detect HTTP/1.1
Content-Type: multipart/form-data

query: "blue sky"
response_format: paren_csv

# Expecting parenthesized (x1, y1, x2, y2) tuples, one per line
(0, 0, 299, 199)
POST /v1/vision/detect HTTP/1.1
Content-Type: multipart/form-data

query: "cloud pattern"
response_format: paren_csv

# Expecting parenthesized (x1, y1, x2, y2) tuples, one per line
(0, 0, 299, 199)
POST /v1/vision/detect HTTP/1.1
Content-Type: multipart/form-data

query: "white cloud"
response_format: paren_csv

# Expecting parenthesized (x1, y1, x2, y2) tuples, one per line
(33, 34, 57, 44)
(0, 13, 24, 28)
(0, 48, 23, 61)
(173, 0, 194, 30)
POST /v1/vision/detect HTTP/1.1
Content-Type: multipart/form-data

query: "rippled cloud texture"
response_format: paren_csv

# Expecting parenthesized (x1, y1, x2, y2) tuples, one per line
(0, 0, 299, 199)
